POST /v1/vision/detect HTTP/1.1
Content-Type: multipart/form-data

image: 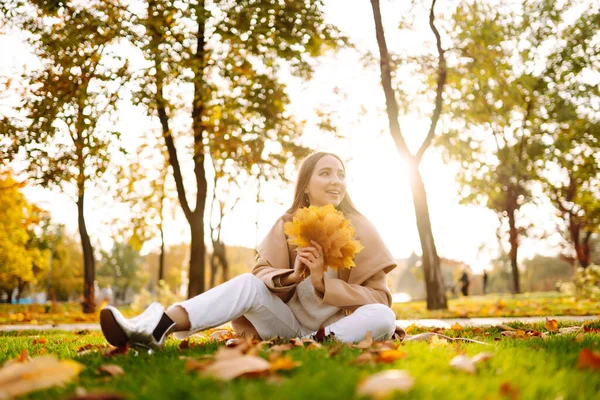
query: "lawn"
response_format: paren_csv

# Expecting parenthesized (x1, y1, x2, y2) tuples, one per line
(3, 293, 598, 326)
(392, 292, 600, 319)
(1, 320, 599, 399)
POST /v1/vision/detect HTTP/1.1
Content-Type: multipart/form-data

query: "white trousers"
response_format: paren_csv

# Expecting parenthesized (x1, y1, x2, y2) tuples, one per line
(169, 273, 396, 343)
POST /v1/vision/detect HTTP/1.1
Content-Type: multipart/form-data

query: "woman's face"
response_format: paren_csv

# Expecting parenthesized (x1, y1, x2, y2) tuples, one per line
(306, 155, 347, 208)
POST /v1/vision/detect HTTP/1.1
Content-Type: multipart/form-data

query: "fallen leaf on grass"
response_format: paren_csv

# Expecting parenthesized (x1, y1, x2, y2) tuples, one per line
(575, 332, 585, 343)
(429, 335, 448, 347)
(375, 350, 407, 363)
(354, 331, 373, 349)
(497, 324, 516, 331)
(354, 352, 375, 365)
(450, 355, 476, 374)
(32, 338, 47, 345)
(356, 370, 414, 399)
(270, 344, 294, 352)
(290, 338, 304, 347)
(210, 329, 235, 342)
(327, 344, 343, 358)
(404, 323, 417, 334)
(96, 364, 125, 376)
(202, 355, 270, 381)
(184, 358, 213, 372)
(499, 382, 519, 400)
(2, 350, 31, 367)
(101, 344, 129, 358)
(214, 346, 245, 361)
(450, 352, 494, 374)
(576, 348, 600, 370)
(451, 322, 463, 331)
(471, 352, 494, 364)
(269, 356, 301, 372)
(545, 318, 559, 333)
(0, 355, 84, 398)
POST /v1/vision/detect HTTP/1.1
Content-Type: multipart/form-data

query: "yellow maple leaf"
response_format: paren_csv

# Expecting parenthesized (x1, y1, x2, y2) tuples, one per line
(283, 204, 363, 271)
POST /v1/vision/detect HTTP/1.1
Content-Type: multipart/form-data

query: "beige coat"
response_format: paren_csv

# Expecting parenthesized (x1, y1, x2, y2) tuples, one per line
(232, 212, 397, 338)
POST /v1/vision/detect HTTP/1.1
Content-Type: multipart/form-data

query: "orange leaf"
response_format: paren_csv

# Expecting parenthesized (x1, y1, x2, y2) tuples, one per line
(375, 350, 407, 363)
(269, 356, 301, 372)
(576, 348, 600, 370)
(545, 318, 559, 333)
(451, 322, 463, 331)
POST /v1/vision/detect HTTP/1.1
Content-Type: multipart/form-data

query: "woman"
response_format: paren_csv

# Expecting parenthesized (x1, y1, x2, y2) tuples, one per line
(100, 152, 398, 350)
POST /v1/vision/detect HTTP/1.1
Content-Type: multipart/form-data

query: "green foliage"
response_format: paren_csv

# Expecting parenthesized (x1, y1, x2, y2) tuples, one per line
(574, 264, 600, 300)
(131, 279, 183, 313)
(98, 242, 147, 301)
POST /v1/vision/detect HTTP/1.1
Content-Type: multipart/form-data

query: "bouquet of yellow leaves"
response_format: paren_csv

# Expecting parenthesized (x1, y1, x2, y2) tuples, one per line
(283, 204, 364, 271)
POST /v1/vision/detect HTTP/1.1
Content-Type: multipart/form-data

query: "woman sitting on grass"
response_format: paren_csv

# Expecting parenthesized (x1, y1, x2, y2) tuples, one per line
(100, 152, 398, 350)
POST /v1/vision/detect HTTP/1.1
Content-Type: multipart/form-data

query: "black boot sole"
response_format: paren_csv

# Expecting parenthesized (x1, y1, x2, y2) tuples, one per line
(100, 308, 129, 348)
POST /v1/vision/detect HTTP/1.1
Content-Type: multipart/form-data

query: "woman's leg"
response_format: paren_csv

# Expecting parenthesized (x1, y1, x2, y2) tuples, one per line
(318, 304, 396, 343)
(168, 273, 306, 340)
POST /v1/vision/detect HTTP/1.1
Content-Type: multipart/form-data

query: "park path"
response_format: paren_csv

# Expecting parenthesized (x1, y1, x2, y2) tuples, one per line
(1, 315, 597, 332)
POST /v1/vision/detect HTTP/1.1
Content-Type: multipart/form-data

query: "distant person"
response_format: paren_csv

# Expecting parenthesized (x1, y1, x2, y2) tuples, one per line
(459, 271, 470, 296)
(483, 270, 489, 295)
(99, 152, 398, 350)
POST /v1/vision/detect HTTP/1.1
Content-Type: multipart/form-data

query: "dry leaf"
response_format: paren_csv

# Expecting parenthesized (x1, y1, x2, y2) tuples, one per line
(356, 370, 414, 399)
(497, 325, 516, 331)
(0, 355, 84, 398)
(545, 318, 559, 333)
(96, 364, 125, 376)
(269, 356, 301, 372)
(355, 352, 375, 365)
(202, 355, 271, 380)
(290, 338, 304, 347)
(270, 344, 294, 352)
(184, 358, 214, 372)
(575, 332, 585, 343)
(471, 352, 494, 364)
(576, 348, 600, 370)
(558, 326, 580, 335)
(450, 355, 476, 374)
(210, 330, 234, 341)
(306, 342, 322, 350)
(214, 346, 245, 361)
(375, 350, 407, 363)
(404, 323, 417, 334)
(451, 322, 463, 331)
(327, 344, 343, 358)
(354, 331, 373, 349)
(429, 335, 448, 347)
(32, 338, 47, 345)
(3, 350, 31, 368)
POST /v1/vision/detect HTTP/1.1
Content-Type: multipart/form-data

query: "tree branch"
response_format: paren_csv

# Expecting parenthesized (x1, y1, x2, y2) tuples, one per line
(416, 0, 447, 164)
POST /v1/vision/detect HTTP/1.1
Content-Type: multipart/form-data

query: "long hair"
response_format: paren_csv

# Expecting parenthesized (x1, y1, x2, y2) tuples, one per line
(286, 152, 364, 217)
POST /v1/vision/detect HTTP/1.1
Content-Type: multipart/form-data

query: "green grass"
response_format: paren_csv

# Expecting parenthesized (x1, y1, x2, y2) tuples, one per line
(392, 292, 600, 319)
(1, 321, 599, 399)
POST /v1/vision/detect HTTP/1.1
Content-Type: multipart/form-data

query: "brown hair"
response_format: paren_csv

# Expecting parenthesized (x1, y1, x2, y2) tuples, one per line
(286, 152, 364, 217)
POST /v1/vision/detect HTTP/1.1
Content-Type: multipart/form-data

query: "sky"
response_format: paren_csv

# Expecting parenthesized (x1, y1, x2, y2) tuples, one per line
(1, 0, 568, 274)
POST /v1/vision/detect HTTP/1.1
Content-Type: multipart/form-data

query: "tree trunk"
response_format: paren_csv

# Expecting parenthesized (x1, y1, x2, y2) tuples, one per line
(188, 216, 206, 297)
(370, 0, 447, 309)
(187, 3, 208, 298)
(78, 192, 96, 313)
(409, 162, 447, 309)
(507, 203, 521, 294)
(574, 229, 592, 269)
(158, 220, 165, 281)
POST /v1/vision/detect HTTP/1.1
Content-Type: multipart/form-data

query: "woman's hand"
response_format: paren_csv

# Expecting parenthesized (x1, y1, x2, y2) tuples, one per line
(297, 240, 326, 292)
